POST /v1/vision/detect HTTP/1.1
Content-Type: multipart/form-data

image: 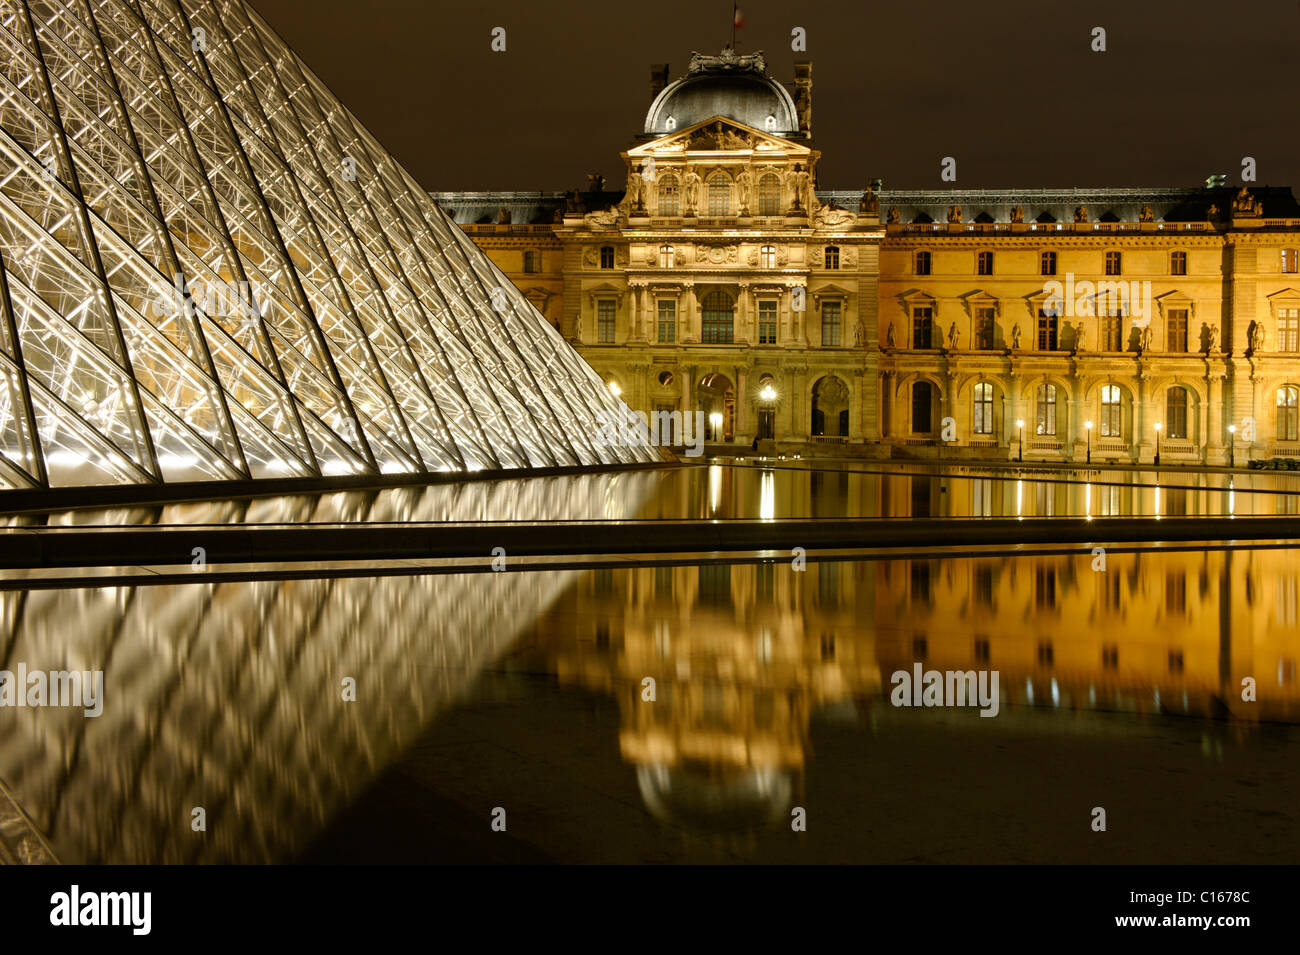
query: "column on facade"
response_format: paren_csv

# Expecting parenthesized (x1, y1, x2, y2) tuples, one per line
(1136, 374, 1149, 459)
(685, 283, 697, 342)
(1004, 373, 1021, 452)
(736, 282, 750, 343)
(850, 370, 866, 441)
(1068, 377, 1083, 461)
(734, 366, 747, 439)
(630, 284, 643, 342)
(1206, 373, 1223, 459)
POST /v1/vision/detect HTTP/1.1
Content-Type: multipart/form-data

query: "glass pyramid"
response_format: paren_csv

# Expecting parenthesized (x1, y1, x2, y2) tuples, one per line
(0, 0, 658, 488)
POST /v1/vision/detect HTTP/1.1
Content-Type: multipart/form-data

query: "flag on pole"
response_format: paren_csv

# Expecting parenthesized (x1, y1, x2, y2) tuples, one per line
(734, 3, 744, 29)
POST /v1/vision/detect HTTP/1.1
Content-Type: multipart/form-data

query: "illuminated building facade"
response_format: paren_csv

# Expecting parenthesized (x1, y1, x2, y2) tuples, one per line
(443, 51, 1300, 465)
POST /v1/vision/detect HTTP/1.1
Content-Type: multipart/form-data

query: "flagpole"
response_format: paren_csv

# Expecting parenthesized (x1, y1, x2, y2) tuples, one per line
(732, 2, 736, 49)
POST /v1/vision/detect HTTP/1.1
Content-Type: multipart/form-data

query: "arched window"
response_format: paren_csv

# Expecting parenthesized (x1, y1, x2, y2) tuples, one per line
(972, 382, 994, 435)
(915, 251, 931, 275)
(758, 174, 781, 215)
(523, 250, 539, 273)
(658, 175, 679, 216)
(1166, 386, 1189, 439)
(659, 244, 674, 268)
(707, 174, 731, 216)
(599, 246, 615, 269)
(701, 290, 734, 344)
(760, 245, 776, 269)
(1278, 386, 1299, 440)
(1035, 384, 1057, 436)
(1100, 384, 1123, 437)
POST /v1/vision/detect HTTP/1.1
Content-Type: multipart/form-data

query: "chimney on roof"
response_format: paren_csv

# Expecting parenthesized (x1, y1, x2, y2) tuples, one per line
(650, 64, 670, 97)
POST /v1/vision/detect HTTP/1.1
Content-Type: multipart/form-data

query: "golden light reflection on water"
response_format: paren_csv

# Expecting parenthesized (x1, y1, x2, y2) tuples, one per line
(523, 549, 1300, 835)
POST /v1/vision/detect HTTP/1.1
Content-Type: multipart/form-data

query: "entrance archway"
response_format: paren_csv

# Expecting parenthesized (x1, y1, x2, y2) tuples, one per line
(697, 373, 735, 441)
(811, 375, 850, 437)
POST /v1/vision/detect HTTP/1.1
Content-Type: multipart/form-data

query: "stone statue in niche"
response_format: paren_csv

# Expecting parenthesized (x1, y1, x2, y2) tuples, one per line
(1011, 323, 1022, 350)
(886, 322, 897, 348)
(682, 170, 701, 215)
(736, 168, 753, 215)
(1138, 324, 1153, 353)
(1248, 320, 1265, 353)
(1074, 321, 1087, 351)
(1206, 323, 1220, 354)
(946, 321, 959, 350)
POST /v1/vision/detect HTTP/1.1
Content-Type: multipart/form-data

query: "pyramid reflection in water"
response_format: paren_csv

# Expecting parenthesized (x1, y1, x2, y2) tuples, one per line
(0, 0, 657, 489)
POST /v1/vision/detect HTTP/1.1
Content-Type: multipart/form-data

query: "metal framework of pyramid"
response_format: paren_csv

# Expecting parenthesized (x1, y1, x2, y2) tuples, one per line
(0, 0, 658, 489)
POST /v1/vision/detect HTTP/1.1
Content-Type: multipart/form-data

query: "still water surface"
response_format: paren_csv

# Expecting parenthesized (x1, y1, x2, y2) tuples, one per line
(1, 539, 1295, 863)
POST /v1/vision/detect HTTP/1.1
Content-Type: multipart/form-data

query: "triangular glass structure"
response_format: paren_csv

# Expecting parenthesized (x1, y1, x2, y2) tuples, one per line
(0, 0, 658, 488)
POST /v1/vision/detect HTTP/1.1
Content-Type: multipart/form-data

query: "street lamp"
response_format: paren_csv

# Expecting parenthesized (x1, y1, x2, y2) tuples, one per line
(1153, 421, 1162, 467)
(1228, 423, 1236, 468)
(758, 384, 777, 443)
(1017, 419, 1024, 462)
(1085, 420, 1093, 465)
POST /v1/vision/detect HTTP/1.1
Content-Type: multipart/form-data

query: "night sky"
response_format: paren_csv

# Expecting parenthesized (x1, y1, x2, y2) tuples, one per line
(248, 0, 1300, 194)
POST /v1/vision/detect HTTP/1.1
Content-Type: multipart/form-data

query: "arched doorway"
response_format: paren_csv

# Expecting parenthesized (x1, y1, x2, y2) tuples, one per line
(811, 375, 850, 437)
(697, 373, 735, 441)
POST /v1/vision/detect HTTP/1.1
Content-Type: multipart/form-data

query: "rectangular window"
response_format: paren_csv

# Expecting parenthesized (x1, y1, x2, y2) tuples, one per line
(1283, 249, 1298, 273)
(977, 250, 993, 275)
(1167, 308, 1188, 352)
(758, 300, 778, 344)
(1040, 251, 1057, 276)
(915, 251, 931, 275)
(597, 299, 616, 342)
(657, 299, 675, 343)
(912, 307, 933, 349)
(821, 301, 842, 346)
(1037, 310, 1058, 350)
(975, 306, 995, 349)
(1170, 251, 1187, 275)
(824, 246, 840, 269)
(1280, 308, 1299, 352)
(760, 246, 776, 269)
(1105, 251, 1122, 275)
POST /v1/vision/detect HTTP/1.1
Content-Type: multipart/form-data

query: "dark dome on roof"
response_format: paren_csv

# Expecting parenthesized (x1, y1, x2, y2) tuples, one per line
(644, 50, 799, 136)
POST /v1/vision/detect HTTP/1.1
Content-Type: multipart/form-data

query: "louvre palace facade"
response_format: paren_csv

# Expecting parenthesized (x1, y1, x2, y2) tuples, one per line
(435, 48, 1300, 467)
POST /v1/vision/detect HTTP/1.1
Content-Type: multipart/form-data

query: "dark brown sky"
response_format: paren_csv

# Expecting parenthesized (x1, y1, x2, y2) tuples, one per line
(248, 0, 1300, 193)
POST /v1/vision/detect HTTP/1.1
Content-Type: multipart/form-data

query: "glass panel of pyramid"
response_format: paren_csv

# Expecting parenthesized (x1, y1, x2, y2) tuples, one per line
(0, 0, 659, 488)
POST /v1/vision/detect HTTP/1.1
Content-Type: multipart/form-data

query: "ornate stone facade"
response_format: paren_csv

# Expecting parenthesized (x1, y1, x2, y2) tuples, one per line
(435, 50, 1300, 464)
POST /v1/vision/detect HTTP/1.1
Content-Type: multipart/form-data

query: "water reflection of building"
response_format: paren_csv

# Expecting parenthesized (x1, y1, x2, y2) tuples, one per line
(529, 549, 1299, 832)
